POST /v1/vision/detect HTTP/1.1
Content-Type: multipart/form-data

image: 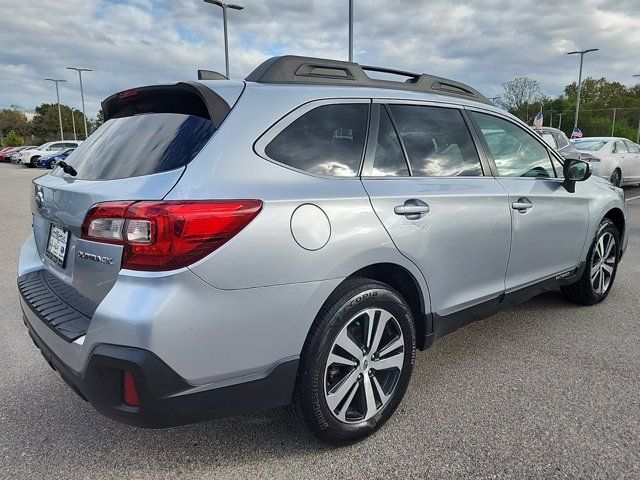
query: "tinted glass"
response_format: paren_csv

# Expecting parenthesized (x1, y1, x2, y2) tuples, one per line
(57, 113, 214, 180)
(624, 141, 640, 154)
(265, 104, 368, 177)
(371, 107, 409, 176)
(541, 132, 557, 148)
(389, 105, 482, 177)
(470, 112, 554, 178)
(614, 141, 627, 153)
(571, 139, 608, 151)
(553, 132, 570, 148)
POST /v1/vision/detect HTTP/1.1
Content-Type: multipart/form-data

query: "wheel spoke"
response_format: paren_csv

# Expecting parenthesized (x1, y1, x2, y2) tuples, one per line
(376, 336, 404, 358)
(335, 379, 360, 422)
(372, 375, 390, 404)
(599, 267, 605, 293)
(327, 351, 357, 367)
(590, 266, 599, 283)
(334, 329, 364, 362)
(371, 351, 404, 371)
(363, 309, 378, 350)
(603, 234, 614, 260)
(602, 264, 614, 275)
(326, 368, 360, 413)
(597, 236, 604, 258)
(362, 374, 378, 420)
(369, 310, 393, 355)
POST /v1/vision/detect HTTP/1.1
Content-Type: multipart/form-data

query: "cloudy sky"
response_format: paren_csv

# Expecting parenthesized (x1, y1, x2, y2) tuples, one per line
(0, 0, 639, 117)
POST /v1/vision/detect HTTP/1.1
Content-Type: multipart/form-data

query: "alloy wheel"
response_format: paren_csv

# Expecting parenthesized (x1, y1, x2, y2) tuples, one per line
(610, 170, 621, 187)
(590, 231, 616, 294)
(324, 308, 404, 423)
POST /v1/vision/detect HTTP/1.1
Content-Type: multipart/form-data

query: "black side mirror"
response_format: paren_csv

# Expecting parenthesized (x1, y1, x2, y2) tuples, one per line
(563, 159, 591, 193)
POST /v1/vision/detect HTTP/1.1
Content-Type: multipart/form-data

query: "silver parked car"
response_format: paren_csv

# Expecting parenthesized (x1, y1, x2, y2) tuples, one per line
(17, 56, 628, 444)
(571, 136, 640, 187)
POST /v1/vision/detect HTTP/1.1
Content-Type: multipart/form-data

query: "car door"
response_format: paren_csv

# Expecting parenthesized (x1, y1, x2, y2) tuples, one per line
(467, 110, 590, 291)
(361, 102, 512, 317)
(623, 140, 640, 181)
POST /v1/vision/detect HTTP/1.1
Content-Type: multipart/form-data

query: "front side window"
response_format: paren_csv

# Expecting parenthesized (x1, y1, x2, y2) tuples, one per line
(265, 103, 368, 177)
(389, 105, 482, 177)
(470, 112, 555, 178)
(613, 141, 627, 154)
(370, 107, 410, 176)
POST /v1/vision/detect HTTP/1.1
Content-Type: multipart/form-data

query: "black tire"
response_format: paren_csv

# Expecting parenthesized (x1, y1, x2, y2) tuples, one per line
(562, 218, 620, 305)
(290, 278, 416, 445)
(28, 156, 39, 168)
(610, 169, 622, 187)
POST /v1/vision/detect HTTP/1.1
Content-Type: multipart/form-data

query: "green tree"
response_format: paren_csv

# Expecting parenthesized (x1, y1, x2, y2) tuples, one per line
(0, 108, 30, 139)
(30, 103, 89, 143)
(499, 77, 547, 122)
(2, 130, 24, 147)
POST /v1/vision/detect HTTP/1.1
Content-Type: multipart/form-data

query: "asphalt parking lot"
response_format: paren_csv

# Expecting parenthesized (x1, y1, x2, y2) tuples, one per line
(0, 162, 638, 479)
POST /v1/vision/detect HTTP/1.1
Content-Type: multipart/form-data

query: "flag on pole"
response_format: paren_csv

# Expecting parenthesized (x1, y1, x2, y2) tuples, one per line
(533, 110, 543, 129)
(571, 127, 583, 139)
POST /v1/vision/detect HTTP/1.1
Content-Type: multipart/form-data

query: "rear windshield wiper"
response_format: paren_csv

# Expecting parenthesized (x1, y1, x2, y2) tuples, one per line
(57, 161, 77, 177)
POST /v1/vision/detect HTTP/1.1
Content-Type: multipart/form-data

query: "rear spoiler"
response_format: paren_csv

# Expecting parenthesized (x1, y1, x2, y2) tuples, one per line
(102, 82, 231, 129)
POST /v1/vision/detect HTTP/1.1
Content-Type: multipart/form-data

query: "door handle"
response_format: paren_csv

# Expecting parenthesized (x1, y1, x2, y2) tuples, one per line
(512, 197, 533, 212)
(394, 199, 430, 220)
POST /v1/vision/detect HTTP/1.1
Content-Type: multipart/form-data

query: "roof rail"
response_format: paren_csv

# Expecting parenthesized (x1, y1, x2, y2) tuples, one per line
(245, 55, 491, 104)
(197, 69, 227, 80)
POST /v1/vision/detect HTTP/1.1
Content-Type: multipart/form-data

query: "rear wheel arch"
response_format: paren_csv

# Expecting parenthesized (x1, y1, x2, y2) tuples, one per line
(345, 262, 430, 349)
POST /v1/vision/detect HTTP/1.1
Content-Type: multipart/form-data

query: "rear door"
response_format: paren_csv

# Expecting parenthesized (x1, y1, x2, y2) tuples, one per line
(362, 101, 511, 317)
(467, 110, 589, 291)
(31, 82, 240, 305)
(623, 140, 640, 181)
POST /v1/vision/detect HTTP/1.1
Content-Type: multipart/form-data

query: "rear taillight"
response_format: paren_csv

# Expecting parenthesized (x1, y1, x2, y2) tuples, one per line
(82, 200, 262, 271)
(123, 371, 139, 407)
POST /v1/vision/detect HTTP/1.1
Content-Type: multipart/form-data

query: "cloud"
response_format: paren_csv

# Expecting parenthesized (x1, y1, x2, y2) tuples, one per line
(1, 0, 639, 116)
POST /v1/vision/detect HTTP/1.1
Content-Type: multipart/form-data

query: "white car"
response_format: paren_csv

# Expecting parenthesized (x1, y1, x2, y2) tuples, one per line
(571, 137, 640, 187)
(17, 141, 82, 167)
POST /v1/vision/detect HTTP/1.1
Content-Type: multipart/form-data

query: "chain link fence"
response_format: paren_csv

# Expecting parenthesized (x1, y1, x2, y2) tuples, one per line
(545, 108, 640, 142)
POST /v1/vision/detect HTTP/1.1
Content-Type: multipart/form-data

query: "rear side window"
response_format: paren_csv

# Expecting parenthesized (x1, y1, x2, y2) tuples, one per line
(540, 132, 557, 148)
(58, 113, 214, 180)
(371, 107, 410, 176)
(265, 104, 368, 177)
(388, 105, 482, 177)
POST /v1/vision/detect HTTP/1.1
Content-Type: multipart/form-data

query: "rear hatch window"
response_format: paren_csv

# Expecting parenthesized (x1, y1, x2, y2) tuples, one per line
(56, 113, 214, 180)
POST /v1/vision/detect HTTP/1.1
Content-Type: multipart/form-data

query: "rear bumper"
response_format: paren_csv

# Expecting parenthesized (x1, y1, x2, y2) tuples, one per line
(23, 316, 298, 428)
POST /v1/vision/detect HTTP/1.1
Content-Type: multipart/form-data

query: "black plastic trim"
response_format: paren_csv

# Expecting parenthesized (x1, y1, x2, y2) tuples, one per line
(245, 55, 492, 104)
(18, 270, 95, 342)
(428, 263, 585, 343)
(23, 316, 298, 428)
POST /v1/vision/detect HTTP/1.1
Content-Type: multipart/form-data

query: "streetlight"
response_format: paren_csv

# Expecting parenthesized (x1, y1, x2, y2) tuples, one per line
(66, 67, 92, 139)
(634, 75, 640, 143)
(70, 107, 77, 141)
(203, 0, 244, 78)
(45, 78, 67, 140)
(566, 48, 599, 130)
(348, 0, 354, 62)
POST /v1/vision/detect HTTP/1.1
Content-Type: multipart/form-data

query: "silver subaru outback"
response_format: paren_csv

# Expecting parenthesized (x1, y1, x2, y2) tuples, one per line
(18, 56, 628, 445)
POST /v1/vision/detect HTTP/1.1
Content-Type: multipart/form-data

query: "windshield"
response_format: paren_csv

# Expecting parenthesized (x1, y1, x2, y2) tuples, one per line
(56, 113, 215, 180)
(571, 139, 608, 151)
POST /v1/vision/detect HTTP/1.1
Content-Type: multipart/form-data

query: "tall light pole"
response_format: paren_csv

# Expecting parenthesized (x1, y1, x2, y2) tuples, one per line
(557, 113, 565, 130)
(70, 107, 77, 141)
(203, 0, 244, 78)
(66, 67, 92, 139)
(45, 78, 67, 140)
(634, 75, 640, 143)
(566, 48, 599, 130)
(348, 0, 354, 62)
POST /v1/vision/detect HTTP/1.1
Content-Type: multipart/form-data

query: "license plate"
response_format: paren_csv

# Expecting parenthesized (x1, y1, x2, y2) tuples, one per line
(45, 224, 70, 268)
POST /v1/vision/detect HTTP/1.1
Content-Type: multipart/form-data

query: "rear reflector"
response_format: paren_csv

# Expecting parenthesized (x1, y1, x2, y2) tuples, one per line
(82, 200, 263, 271)
(123, 371, 140, 407)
